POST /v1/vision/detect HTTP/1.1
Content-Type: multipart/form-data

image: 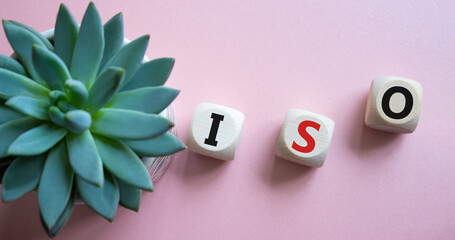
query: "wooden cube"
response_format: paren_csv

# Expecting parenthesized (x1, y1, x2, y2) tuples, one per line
(187, 103, 245, 161)
(365, 76, 423, 133)
(275, 109, 335, 167)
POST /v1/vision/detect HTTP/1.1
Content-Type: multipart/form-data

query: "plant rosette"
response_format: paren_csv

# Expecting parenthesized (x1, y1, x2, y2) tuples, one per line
(0, 2, 185, 238)
(40, 28, 178, 185)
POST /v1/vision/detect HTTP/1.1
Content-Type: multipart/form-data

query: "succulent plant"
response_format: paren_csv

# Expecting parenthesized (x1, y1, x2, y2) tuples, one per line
(0, 2, 185, 237)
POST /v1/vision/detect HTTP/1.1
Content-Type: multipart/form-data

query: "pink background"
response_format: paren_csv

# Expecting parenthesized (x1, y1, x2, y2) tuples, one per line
(1, 0, 455, 239)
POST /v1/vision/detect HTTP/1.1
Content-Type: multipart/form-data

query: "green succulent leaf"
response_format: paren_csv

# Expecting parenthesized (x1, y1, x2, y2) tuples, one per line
(0, 54, 27, 76)
(49, 90, 68, 105)
(2, 20, 47, 84)
(8, 20, 54, 51)
(64, 79, 88, 108)
(57, 100, 77, 112)
(0, 105, 24, 125)
(39, 142, 74, 229)
(91, 109, 173, 140)
(102, 35, 149, 89)
(87, 67, 124, 113)
(40, 189, 75, 238)
(54, 3, 79, 68)
(0, 117, 41, 158)
(107, 86, 179, 114)
(94, 135, 153, 191)
(125, 132, 186, 157)
(121, 58, 175, 91)
(5, 96, 50, 121)
(32, 44, 70, 91)
(100, 13, 124, 70)
(64, 110, 92, 134)
(117, 178, 141, 211)
(0, 69, 50, 100)
(8, 123, 68, 156)
(66, 130, 103, 186)
(77, 171, 119, 221)
(48, 106, 65, 127)
(2, 155, 45, 202)
(70, 2, 104, 87)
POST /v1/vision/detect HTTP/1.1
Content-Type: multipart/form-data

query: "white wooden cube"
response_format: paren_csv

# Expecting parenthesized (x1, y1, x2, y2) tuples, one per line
(187, 103, 245, 161)
(365, 76, 423, 133)
(275, 109, 335, 167)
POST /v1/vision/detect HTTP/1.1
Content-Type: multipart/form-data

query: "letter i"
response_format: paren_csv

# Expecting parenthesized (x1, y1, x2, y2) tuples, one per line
(204, 113, 224, 146)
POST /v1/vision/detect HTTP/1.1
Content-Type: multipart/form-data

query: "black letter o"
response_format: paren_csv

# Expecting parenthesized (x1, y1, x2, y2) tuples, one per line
(381, 86, 413, 120)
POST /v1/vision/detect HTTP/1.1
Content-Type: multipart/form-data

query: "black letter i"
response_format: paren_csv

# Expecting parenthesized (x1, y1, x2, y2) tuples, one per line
(204, 113, 224, 147)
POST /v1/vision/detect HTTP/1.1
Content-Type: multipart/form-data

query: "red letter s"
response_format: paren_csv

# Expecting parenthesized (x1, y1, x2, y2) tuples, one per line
(291, 121, 321, 153)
